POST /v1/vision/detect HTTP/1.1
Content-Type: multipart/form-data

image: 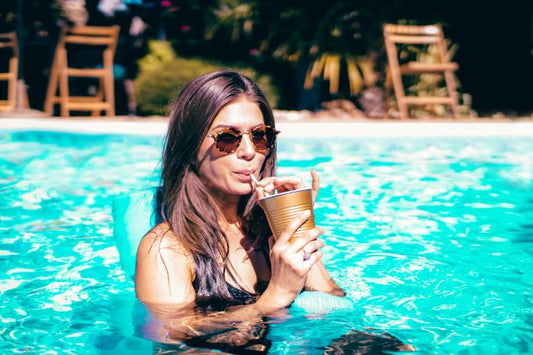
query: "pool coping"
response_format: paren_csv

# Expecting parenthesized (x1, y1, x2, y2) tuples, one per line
(1, 117, 533, 137)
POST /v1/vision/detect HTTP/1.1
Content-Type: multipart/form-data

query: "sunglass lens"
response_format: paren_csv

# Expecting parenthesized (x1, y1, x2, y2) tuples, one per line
(251, 128, 268, 151)
(251, 127, 277, 151)
(216, 131, 241, 153)
(212, 126, 277, 154)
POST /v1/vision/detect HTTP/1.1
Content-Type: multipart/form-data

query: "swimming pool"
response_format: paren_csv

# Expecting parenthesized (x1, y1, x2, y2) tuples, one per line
(1, 126, 532, 354)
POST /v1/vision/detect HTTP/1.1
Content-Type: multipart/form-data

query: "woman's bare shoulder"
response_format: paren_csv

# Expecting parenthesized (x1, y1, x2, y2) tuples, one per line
(137, 222, 194, 272)
(136, 222, 196, 305)
(139, 222, 189, 253)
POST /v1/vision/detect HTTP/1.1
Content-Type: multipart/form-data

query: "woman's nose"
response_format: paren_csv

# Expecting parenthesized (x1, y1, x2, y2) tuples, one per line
(236, 134, 255, 159)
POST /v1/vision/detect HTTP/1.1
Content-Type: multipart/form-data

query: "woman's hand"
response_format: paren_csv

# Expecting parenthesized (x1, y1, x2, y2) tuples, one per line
(254, 169, 320, 203)
(310, 169, 319, 203)
(255, 210, 325, 311)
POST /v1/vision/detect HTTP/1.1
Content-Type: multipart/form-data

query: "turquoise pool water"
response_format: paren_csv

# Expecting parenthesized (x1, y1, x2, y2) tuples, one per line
(1, 130, 532, 354)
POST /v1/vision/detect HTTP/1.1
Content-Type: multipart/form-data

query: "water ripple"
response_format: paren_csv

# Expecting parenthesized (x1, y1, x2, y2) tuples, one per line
(1, 133, 532, 354)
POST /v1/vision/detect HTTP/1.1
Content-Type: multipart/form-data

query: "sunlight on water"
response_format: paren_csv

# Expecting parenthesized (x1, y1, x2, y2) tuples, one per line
(0, 131, 532, 354)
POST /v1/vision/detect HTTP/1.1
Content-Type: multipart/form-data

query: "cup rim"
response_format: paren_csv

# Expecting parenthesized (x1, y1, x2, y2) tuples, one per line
(258, 187, 312, 201)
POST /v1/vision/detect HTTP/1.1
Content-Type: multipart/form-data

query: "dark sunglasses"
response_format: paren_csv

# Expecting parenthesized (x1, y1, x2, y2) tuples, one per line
(206, 125, 280, 155)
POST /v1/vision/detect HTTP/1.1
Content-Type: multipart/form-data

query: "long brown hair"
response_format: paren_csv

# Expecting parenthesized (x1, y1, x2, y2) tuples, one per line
(161, 70, 276, 308)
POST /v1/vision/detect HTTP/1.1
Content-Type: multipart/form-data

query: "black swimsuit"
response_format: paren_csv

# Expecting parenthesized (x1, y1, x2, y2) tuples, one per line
(185, 247, 272, 353)
(225, 245, 271, 305)
(226, 281, 268, 305)
(194, 244, 271, 310)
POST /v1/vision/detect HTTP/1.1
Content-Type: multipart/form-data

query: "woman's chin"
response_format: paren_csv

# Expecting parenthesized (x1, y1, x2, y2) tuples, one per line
(237, 187, 254, 196)
(231, 184, 254, 196)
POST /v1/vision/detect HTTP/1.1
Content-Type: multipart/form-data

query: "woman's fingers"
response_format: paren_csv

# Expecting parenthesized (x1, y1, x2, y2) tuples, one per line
(301, 237, 325, 264)
(253, 185, 267, 199)
(257, 172, 318, 197)
(286, 228, 324, 262)
(257, 176, 303, 195)
(254, 176, 276, 196)
(274, 210, 311, 245)
(311, 169, 320, 203)
(274, 218, 324, 267)
(267, 223, 324, 305)
(301, 238, 325, 256)
(303, 249, 323, 264)
(274, 176, 303, 193)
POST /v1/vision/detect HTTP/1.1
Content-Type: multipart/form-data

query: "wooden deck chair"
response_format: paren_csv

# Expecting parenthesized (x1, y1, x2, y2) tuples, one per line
(0, 32, 19, 112)
(44, 25, 120, 117)
(383, 24, 460, 119)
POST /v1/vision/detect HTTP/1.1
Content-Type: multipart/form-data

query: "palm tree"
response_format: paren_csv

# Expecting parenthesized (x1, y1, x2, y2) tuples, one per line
(203, 1, 383, 99)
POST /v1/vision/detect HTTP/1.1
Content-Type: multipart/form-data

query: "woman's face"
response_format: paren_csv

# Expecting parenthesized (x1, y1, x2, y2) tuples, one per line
(197, 97, 268, 198)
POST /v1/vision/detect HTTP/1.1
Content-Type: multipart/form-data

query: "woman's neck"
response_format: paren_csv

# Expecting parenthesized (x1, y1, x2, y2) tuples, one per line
(218, 206, 247, 248)
(213, 194, 241, 228)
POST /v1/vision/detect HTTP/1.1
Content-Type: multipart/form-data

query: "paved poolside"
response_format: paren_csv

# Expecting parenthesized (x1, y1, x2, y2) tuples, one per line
(1, 115, 533, 138)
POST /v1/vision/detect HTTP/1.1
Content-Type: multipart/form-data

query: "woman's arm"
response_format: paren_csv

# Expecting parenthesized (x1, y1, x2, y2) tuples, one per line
(136, 223, 269, 343)
(135, 223, 196, 307)
(135, 215, 324, 343)
(305, 261, 346, 296)
(255, 170, 346, 296)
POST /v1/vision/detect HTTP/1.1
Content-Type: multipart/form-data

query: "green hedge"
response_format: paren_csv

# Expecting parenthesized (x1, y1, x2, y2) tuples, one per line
(134, 41, 281, 116)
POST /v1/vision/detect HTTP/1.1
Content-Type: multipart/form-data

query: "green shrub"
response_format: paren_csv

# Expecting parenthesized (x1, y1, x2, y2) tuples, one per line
(134, 41, 281, 116)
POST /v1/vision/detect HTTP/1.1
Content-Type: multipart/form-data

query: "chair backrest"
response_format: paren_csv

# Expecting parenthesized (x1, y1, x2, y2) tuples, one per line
(0, 32, 18, 111)
(383, 24, 453, 65)
(58, 25, 120, 69)
(0, 32, 18, 57)
(60, 25, 120, 52)
(44, 25, 120, 117)
(382, 23, 460, 119)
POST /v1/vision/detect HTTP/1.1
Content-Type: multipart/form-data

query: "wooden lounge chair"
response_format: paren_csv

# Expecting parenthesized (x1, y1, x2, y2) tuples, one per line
(0, 32, 18, 112)
(383, 23, 460, 119)
(44, 25, 120, 117)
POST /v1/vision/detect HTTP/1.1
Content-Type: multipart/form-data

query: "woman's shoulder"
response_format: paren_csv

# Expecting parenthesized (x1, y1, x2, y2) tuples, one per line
(140, 221, 174, 243)
(135, 222, 196, 304)
(137, 222, 194, 267)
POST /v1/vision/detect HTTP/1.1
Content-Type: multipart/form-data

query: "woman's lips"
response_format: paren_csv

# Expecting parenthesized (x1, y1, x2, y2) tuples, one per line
(234, 170, 256, 181)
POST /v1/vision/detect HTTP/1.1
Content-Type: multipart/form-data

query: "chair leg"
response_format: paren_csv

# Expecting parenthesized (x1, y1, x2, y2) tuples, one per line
(92, 82, 104, 117)
(398, 100, 409, 120)
(58, 48, 69, 117)
(103, 49, 115, 117)
(443, 70, 460, 119)
(383, 68, 393, 118)
(8, 57, 18, 110)
(44, 52, 60, 115)
(388, 63, 409, 120)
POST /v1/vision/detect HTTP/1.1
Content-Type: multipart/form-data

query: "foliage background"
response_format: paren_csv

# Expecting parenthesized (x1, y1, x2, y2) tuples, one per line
(0, 0, 531, 116)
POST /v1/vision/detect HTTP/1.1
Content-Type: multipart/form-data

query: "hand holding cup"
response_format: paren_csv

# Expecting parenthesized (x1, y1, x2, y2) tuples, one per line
(251, 172, 319, 243)
(251, 172, 325, 309)
(252, 170, 320, 203)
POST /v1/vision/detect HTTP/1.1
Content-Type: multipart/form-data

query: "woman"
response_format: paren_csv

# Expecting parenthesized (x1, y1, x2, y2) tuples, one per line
(135, 70, 345, 348)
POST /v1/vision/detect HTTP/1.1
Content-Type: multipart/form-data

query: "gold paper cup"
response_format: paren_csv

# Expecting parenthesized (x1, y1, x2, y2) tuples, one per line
(258, 187, 315, 242)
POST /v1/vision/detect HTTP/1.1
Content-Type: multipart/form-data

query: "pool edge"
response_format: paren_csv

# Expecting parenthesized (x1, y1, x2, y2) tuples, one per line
(1, 117, 533, 137)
